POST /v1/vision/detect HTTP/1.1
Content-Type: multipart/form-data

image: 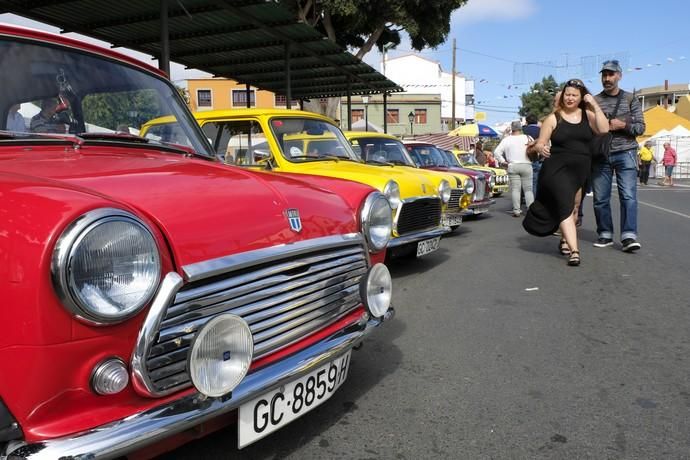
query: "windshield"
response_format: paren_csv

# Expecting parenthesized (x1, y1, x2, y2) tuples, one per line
(0, 37, 212, 156)
(269, 118, 359, 162)
(458, 153, 479, 165)
(441, 150, 463, 167)
(406, 145, 452, 168)
(349, 137, 416, 166)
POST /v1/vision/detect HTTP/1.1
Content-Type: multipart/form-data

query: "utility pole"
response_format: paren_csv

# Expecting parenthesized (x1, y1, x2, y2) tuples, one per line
(451, 38, 456, 130)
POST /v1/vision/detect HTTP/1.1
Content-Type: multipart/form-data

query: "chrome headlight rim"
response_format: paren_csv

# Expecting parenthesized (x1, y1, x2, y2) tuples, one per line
(438, 179, 451, 203)
(382, 180, 401, 210)
(489, 173, 496, 188)
(51, 208, 161, 326)
(360, 192, 393, 253)
(464, 177, 476, 195)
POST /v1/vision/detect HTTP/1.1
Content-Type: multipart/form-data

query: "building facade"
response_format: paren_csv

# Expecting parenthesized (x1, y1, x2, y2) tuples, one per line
(381, 54, 475, 128)
(184, 79, 299, 112)
(339, 93, 442, 137)
(636, 82, 690, 112)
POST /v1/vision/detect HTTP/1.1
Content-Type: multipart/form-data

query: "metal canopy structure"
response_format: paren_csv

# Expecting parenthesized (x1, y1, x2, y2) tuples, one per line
(0, 0, 403, 101)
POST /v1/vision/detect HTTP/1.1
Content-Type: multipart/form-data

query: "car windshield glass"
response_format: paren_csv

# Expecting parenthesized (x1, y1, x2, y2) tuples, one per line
(459, 153, 479, 165)
(406, 145, 451, 167)
(269, 118, 359, 162)
(0, 37, 212, 157)
(442, 150, 463, 167)
(351, 137, 416, 166)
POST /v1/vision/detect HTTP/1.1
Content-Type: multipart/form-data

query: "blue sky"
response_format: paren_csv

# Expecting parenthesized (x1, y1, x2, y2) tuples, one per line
(3, 0, 689, 126)
(368, 0, 690, 124)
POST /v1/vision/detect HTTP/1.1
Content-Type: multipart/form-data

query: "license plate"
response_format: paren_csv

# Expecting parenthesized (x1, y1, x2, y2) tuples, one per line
(416, 237, 440, 257)
(442, 215, 463, 227)
(238, 351, 351, 448)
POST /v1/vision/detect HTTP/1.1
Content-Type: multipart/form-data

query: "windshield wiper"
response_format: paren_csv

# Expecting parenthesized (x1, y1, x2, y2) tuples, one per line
(366, 159, 394, 166)
(77, 132, 150, 144)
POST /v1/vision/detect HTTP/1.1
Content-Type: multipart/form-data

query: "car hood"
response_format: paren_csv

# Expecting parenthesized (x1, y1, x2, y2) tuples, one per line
(424, 165, 483, 179)
(289, 160, 438, 199)
(0, 146, 358, 267)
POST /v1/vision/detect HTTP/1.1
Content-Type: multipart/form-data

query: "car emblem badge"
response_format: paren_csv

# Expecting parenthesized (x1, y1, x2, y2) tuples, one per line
(285, 208, 302, 233)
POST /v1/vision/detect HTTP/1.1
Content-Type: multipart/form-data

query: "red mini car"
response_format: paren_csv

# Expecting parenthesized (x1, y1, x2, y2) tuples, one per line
(404, 141, 495, 216)
(0, 25, 395, 459)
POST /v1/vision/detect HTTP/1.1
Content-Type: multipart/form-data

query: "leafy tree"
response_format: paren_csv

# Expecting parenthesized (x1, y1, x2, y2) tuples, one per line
(518, 75, 560, 120)
(279, 0, 469, 118)
(81, 90, 160, 131)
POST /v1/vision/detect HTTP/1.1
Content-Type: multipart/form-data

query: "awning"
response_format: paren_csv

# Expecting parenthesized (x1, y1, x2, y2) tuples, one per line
(0, 0, 403, 100)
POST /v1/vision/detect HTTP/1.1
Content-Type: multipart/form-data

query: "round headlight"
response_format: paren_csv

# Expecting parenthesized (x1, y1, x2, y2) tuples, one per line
(489, 173, 496, 188)
(464, 177, 475, 195)
(361, 192, 393, 252)
(52, 209, 161, 325)
(438, 179, 451, 203)
(359, 263, 392, 318)
(188, 314, 254, 398)
(383, 180, 401, 210)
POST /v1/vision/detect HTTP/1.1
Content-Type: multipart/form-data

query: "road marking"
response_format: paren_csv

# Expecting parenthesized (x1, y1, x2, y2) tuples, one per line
(638, 200, 690, 219)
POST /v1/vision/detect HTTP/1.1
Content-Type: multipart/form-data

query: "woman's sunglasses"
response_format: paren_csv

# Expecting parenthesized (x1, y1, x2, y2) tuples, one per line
(565, 79, 584, 88)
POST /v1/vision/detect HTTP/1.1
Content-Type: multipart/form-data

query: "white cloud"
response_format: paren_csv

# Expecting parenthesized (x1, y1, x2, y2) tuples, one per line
(452, 0, 538, 25)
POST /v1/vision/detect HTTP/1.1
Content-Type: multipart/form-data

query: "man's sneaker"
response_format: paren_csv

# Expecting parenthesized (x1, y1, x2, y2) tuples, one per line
(593, 238, 614, 248)
(621, 238, 641, 252)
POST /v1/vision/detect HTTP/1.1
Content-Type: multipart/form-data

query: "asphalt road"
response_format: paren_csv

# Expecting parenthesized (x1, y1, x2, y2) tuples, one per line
(160, 182, 690, 460)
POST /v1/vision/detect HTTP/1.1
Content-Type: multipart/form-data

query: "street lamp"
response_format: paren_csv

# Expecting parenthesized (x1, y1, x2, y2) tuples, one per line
(362, 96, 369, 132)
(408, 111, 415, 137)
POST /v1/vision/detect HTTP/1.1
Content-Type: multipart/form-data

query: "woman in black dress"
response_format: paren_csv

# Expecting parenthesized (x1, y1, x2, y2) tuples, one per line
(523, 79, 608, 266)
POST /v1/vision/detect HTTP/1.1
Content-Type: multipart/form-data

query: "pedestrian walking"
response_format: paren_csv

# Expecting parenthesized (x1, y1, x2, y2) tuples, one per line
(592, 60, 646, 253)
(660, 142, 677, 186)
(523, 114, 542, 196)
(638, 142, 654, 185)
(523, 79, 608, 266)
(494, 120, 534, 217)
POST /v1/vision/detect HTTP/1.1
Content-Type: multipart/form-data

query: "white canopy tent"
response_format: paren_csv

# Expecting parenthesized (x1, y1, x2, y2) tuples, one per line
(642, 125, 690, 179)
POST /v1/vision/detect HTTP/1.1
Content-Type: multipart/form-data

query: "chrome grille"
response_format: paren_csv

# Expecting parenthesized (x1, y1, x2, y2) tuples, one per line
(142, 235, 368, 395)
(396, 197, 442, 235)
(473, 176, 487, 202)
(448, 188, 463, 211)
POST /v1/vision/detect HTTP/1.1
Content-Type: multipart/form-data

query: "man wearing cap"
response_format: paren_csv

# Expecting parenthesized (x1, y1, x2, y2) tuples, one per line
(493, 120, 534, 217)
(592, 60, 645, 252)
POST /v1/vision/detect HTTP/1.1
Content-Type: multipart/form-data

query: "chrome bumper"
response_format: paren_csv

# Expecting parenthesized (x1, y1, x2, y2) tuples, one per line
(388, 226, 450, 248)
(4, 309, 395, 460)
(467, 199, 496, 214)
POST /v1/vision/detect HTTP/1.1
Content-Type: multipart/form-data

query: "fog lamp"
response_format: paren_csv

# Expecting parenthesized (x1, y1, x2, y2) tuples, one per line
(360, 263, 392, 318)
(188, 314, 253, 398)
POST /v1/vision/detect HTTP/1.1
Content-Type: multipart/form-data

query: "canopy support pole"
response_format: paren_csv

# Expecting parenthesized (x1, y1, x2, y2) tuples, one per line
(285, 43, 292, 109)
(346, 79, 352, 131)
(383, 92, 388, 134)
(246, 83, 251, 108)
(159, 0, 170, 75)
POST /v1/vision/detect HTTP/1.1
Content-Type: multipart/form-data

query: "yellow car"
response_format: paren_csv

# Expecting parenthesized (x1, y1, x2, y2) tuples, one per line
(343, 131, 471, 230)
(142, 109, 452, 257)
(455, 151, 509, 197)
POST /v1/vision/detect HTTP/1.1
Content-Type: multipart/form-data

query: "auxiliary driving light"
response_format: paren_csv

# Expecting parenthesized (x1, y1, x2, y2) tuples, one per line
(91, 358, 129, 395)
(360, 263, 392, 318)
(188, 314, 254, 398)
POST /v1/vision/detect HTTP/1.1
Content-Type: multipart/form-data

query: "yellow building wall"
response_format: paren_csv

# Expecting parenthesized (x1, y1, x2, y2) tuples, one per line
(187, 79, 296, 111)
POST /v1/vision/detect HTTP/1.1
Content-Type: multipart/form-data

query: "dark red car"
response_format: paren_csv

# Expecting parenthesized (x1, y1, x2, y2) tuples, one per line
(404, 141, 494, 216)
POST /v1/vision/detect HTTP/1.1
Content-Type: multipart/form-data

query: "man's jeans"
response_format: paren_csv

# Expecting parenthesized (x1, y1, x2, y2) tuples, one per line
(591, 149, 638, 241)
(532, 160, 542, 197)
(507, 162, 534, 213)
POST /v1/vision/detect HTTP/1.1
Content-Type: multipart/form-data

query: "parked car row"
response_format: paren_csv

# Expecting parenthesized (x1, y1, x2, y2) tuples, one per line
(0, 25, 498, 460)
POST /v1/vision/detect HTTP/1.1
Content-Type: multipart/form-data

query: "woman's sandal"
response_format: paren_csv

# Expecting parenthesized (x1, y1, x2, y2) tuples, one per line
(558, 239, 571, 256)
(568, 250, 580, 266)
